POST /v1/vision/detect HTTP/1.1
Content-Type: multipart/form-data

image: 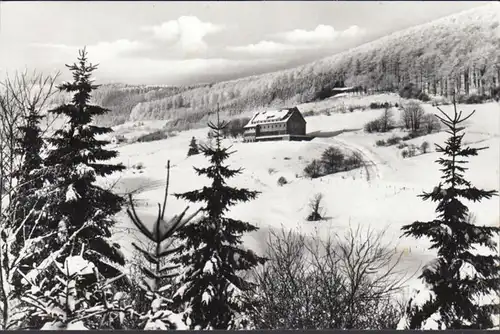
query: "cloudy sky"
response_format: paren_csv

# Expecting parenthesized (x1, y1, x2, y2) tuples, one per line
(0, 1, 489, 86)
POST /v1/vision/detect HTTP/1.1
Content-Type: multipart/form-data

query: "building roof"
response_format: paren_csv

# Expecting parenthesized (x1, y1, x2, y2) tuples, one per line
(331, 86, 356, 92)
(243, 107, 299, 128)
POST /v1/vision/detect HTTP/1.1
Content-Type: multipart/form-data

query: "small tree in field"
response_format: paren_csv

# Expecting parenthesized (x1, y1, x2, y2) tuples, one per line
(187, 137, 199, 157)
(307, 193, 324, 221)
(400, 98, 500, 329)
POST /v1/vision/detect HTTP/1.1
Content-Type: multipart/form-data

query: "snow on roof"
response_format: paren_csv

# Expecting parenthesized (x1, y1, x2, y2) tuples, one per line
(244, 107, 296, 128)
(331, 86, 356, 92)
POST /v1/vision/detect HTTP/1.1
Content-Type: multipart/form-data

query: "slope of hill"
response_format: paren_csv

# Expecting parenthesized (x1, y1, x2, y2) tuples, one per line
(51, 3, 500, 128)
(105, 100, 500, 309)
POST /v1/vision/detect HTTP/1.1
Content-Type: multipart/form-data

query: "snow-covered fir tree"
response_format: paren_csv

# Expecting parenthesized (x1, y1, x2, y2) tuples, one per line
(401, 99, 500, 329)
(187, 136, 199, 157)
(21, 48, 127, 327)
(44, 47, 126, 276)
(173, 110, 267, 330)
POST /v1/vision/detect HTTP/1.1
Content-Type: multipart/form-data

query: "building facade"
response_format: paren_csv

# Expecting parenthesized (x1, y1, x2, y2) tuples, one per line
(243, 107, 308, 142)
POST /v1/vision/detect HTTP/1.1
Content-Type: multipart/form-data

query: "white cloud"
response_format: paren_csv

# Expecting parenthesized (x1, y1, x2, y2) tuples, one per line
(227, 40, 303, 56)
(141, 16, 224, 55)
(279, 24, 338, 45)
(31, 39, 149, 62)
(88, 39, 149, 59)
(227, 24, 365, 58)
(278, 24, 365, 46)
(340, 25, 365, 38)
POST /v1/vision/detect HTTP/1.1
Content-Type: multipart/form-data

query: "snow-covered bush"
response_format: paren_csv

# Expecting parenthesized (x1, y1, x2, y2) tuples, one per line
(21, 254, 131, 330)
(303, 159, 323, 178)
(306, 193, 324, 221)
(277, 176, 287, 186)
(420, 141, 430, 153)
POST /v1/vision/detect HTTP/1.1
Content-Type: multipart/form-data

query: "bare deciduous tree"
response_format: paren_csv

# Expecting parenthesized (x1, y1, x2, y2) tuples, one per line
(336, 225, 410, 328)
(248, 226, 412, 330)
(307, 193, 324, 221)
(422, 113, 441, 134)
(379, 107, 395, 132)
(401, 101, 425, 132)
(0, 71, 60, 199)
(304, 159, 323, 179)
(0, 70, 60, 329)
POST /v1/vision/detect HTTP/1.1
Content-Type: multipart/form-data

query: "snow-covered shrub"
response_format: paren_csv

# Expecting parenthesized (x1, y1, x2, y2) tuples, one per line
(132, 162, 144, 170)
(21, 255, 130, 330)
(364, 118, 383, 133)
(401, 100, 425, 132)
(423, 113, 441, 134)
(136, 129, 169, 143)
(420, 141, 430, 153)
(320, 146, 345, 174)
(277, 176, 287, 186)
(365, 108, 394, 133)
(397, 142, 409, 150)
(303, 159, 323, 179)
(343, 152, 363, 170)
(386, 135, 402, 146)
(306, 193, 324, 221)
(407, 144, 417, 157)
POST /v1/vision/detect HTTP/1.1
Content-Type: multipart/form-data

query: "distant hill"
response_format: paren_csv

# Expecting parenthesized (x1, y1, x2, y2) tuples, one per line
(50, 3, 500, 128)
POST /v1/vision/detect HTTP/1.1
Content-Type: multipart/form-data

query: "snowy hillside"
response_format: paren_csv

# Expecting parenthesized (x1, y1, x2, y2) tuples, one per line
(105, 98, 500, 302)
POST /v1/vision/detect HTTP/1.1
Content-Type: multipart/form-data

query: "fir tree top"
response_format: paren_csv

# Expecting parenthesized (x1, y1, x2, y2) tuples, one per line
(178, 112, 259, 218)
(46, 47, 124, 178)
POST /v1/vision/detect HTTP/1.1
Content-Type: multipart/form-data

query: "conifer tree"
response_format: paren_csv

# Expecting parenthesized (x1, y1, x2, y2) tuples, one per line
(11, 107, 46, 248)
(126, 160, 200, 329)
(42, 48, 126, 280)
(401, 98, 500, 329)
(187, 136, 199, 157)
(173, 111, 267, 330)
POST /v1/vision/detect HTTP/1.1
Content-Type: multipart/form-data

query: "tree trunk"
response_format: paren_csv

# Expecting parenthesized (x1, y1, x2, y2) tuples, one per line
(464, 69, 470, 95)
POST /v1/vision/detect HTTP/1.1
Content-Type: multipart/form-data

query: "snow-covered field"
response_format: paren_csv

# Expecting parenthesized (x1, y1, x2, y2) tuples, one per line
(105, 96, 500, 301)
